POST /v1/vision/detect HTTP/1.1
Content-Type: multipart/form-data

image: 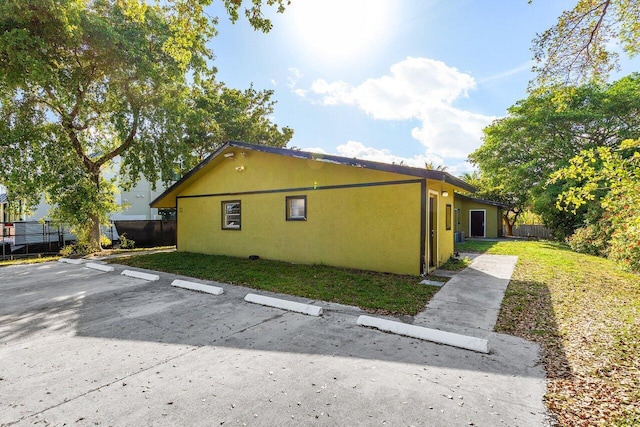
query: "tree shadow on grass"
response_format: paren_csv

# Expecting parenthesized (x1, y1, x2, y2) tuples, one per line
(496, 278, 571, 380)
(539, 241, 573, 253)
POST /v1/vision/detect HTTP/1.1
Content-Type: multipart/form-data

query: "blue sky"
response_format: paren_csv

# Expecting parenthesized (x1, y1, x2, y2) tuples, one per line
(207, 0, 640, 175)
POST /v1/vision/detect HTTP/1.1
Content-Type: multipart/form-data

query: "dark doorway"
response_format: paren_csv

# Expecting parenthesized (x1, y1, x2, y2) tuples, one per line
(470, 210, 485, 237)
(428, 196, 437, 267)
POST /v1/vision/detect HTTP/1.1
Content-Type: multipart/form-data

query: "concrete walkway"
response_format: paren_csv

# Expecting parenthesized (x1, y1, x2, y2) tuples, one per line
(414, 253, 519, 339)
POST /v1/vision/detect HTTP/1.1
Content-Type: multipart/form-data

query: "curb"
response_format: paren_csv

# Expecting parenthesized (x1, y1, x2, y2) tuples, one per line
(85, 262, 115, 272)
(121, 270, 160, 281)
(357, 315, 490, 354)
(171, 279, 224, 295)
(244, 293, 323, 316)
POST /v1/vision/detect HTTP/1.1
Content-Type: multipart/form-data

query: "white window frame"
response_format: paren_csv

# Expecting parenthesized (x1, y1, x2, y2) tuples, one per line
(222, 200, 241, 230)
(469, 209, 486, 237)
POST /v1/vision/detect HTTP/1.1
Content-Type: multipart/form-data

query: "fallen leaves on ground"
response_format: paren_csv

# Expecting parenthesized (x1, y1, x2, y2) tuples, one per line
(487, 241, 640, 426)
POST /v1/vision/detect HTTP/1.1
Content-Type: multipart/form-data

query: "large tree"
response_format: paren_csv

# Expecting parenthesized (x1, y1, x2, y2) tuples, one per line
(0, 0, 288, 250)
(532, 0, 640, 87)
(470, 74, 640, 238)
(551, 138, 640, 270)
(178, 77, 294, 171)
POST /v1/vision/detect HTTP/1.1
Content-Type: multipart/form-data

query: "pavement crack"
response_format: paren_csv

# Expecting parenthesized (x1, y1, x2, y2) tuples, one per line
(209, 312, 286, 344)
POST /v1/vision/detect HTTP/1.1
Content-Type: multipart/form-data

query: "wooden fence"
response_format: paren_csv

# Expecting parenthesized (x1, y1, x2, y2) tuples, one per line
(503, 224, 552, 240)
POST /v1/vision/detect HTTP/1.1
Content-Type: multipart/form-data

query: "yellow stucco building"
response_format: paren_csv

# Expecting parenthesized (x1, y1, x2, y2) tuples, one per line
(453, 193, 506, 239)
(151, 142, 476, 276)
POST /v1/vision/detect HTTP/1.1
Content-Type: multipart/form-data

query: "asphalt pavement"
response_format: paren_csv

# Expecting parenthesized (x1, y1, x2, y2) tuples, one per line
(0, 257, 550, 426)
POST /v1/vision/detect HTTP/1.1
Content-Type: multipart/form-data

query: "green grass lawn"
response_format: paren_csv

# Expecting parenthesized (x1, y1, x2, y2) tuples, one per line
(458, 239, 640, 426)
(438, 254, 472, 271)
(114, 251, 439, 315)
(0, 255, 60, 266)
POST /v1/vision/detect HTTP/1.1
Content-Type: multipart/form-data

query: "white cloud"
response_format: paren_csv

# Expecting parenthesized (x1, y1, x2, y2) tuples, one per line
(445, 160, 477, 176)
(309, 79, 355, 105)
(287, 67, 302, 89)
(411, 107, 494, 158)
(301, 141, 476, 174)
(312, 140, 444, 168)
(478, 60, 534, 84)
(293, 88, 307, 98)
(296, 57, 497, 159)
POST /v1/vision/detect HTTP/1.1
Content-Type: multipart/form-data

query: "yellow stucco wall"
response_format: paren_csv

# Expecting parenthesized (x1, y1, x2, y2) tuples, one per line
(454, 197, 502, 238)
(176, 150, 427, 275)
(424, 184, 457, 269)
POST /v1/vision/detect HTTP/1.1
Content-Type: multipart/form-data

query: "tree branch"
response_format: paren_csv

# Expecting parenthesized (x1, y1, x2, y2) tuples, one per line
(95, 81, 141, 168)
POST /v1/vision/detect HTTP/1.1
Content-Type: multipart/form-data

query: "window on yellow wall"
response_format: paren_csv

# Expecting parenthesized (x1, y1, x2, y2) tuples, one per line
(446, 204, 452, 230)
(222, 200, 241, 229)
(286, 196, 306, 221)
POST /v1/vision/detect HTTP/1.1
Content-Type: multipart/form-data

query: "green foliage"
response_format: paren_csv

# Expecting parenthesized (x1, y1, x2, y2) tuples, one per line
(0, 0, 290, 251)
(471, 74, 640, 239)
(602, 190, 640, 271)
(221, 0, 290, 33)
(552, 139, 640, 271)
(119, 233, 135, 249)
(439, 255, 471, 271)
(532, 0, 640, 87)
(60, 242, 93, 257)
(515, 210, 543, 226)
(176, 78, 294, 172)
(566, 223, 610, 256)
(455, 239, 499, 253)
(531, 181, 588, 241)
(0, 256, 60, 267)
(100, 234, 112, 248)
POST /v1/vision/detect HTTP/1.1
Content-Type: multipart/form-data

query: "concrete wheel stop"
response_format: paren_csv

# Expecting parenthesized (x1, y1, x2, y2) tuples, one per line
(244, 293, 323, 316)
(171, 279, 224, 295)
(357, 315, 490, 354)
(85, 262, 115, 272)
(121, 270, 160, 281)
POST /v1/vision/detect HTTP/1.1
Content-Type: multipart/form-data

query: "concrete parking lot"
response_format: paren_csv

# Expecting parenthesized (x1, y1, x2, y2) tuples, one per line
(0, 260, 550, 426)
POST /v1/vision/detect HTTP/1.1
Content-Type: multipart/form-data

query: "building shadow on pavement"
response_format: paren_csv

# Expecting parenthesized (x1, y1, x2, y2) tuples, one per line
(0, 261, 571, 382)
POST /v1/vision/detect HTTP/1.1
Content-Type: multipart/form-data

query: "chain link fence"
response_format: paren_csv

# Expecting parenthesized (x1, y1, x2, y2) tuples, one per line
(1, 221, 118, 260)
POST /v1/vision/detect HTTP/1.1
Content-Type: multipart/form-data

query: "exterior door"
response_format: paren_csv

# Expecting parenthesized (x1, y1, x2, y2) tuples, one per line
(428, 196, 437, 267)
(470, 210, 485, 237)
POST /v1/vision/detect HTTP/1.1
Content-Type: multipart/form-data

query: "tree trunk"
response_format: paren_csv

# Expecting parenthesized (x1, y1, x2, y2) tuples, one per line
(88, 170, 103, 252)
(503, 213, 514, 236)
(504, 221, 514, 237)
(88, 214, 102, 252)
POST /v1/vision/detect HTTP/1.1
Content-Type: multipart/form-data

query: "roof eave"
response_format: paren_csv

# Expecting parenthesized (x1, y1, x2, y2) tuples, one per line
(149, 142, 234, 208)
(150, 141, 478, 206)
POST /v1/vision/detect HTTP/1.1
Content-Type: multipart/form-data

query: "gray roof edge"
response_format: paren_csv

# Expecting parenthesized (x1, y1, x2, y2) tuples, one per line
(149, 141, 233, 207)
(454, 192, 508, 208)
(229, 141, 477, 193)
